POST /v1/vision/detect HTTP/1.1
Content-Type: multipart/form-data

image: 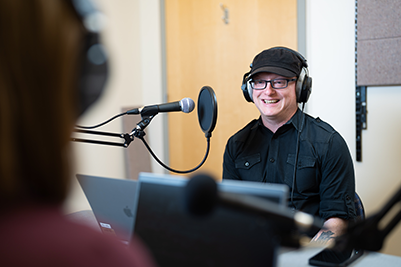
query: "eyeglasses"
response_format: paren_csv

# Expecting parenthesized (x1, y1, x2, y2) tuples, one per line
(249, 78, 297, 90)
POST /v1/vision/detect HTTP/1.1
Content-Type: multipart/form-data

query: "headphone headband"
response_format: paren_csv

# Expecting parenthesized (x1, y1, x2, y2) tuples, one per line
(67, 0, 109, 115)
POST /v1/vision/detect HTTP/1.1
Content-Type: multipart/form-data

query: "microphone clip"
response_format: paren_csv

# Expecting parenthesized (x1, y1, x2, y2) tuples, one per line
(129, 115, 154, 140)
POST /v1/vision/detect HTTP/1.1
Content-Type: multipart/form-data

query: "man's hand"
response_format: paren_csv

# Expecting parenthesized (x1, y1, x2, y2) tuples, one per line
(311, 217, 348, 246)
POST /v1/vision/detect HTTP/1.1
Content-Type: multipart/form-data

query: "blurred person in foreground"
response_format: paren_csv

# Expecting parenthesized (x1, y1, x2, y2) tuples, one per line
(0, 0, 155, 266)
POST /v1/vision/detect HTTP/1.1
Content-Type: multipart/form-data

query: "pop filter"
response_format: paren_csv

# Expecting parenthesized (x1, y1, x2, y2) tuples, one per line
(197, 86, 218, 138)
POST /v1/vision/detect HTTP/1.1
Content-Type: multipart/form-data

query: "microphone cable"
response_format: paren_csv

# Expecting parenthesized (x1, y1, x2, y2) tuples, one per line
(138, 135, 211, 174)
(290, 102, 306, 210)
(75, 111, 127, 129)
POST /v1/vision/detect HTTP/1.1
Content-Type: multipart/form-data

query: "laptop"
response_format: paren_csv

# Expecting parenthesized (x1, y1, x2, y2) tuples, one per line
(131, 172, 289, 267)
(76, 174, 138, 244)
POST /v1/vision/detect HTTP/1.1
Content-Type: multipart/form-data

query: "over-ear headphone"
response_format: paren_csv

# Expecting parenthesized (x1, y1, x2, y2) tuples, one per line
(241, 47, 312, 104)
(67, 0, 109, 116)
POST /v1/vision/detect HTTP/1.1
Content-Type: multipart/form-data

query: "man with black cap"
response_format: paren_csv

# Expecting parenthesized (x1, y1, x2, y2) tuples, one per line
(223, 47, 356, 243)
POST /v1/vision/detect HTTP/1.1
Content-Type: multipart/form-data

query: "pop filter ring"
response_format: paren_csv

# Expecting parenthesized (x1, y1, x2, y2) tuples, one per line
(197, 86, 218, 138)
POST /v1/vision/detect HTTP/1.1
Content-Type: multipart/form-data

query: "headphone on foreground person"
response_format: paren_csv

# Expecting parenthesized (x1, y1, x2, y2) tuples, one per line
(241, 47, 312, 104)
(67, 0, 109, 116)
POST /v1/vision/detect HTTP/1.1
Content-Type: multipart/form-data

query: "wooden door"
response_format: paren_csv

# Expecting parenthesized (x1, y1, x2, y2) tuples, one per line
(165, 0, 297, 179)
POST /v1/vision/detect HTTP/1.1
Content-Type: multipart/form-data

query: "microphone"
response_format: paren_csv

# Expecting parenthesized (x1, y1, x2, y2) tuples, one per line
(127, 97, 195, 116)
(185, 174, 323, 247)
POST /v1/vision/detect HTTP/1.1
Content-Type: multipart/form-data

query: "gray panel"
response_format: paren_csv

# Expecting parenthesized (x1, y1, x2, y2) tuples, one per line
(357, 38, 401, 86)
(358, 0, 401, 40)
(357, 0, 401, 86)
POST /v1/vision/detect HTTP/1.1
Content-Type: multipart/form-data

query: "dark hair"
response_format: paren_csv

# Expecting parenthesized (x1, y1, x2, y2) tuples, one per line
(0, 0, 84, 206)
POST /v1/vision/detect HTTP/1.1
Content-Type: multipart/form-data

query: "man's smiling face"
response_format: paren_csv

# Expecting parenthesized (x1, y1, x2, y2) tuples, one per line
(252, 72, 298, 129)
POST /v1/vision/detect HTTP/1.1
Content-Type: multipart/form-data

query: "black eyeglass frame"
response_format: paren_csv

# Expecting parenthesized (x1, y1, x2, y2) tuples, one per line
(249, 78, 297, 90)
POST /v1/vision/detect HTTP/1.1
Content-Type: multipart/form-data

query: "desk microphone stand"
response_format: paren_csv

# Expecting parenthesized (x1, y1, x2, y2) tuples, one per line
(71, 113, 210, 174)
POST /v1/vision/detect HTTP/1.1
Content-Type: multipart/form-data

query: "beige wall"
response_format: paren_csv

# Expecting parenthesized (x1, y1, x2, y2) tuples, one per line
(65, 0, 166, 213)
(65, 0, 401, 257)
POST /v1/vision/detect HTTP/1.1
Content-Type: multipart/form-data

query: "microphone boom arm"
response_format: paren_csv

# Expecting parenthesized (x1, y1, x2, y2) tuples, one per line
(71, 115, 154, 148)
(334, 184, 401, 252)
(349, 185, 401, 251)
(72, 112, 211, 174)
(72, 129, 133, 147)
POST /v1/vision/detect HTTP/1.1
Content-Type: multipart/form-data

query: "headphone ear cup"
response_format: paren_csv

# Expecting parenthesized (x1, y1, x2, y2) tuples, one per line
(301, 76, 312, 103)
(247, 82, 254, 102)
(78, 32, 108, 115)
(241, 82, 253, 102)
(241, 72, 253, 102)
(296, 68, 312, 103)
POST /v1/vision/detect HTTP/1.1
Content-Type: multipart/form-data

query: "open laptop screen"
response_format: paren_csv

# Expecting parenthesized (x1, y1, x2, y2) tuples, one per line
(131, 172, 288, 267)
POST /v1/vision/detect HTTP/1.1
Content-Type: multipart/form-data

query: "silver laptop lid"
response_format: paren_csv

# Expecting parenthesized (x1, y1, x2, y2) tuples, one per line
(76, 174, 137, 243)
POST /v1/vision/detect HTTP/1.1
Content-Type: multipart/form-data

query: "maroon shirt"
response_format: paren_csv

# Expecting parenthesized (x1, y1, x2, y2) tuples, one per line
(0, 204, 157, 267)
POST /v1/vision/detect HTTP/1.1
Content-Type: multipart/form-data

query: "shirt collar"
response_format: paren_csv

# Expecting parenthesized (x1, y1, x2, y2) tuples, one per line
(285, 108, 303, 132)
(253, 108, 303, 133)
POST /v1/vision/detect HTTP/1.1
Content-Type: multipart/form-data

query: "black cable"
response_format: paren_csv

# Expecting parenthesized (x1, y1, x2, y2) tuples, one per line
(75, 112, 127, 129)
(290, 103, 306, 210)
(138, 136, 210, 174)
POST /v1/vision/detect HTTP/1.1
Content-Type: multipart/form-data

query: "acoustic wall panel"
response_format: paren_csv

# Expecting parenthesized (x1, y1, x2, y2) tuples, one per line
(357, 0, 401, 86)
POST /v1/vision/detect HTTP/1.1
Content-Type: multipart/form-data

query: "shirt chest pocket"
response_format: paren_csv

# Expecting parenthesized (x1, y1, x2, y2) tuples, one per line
(235, 154, 261, 170)
(286, 154, 318, 193)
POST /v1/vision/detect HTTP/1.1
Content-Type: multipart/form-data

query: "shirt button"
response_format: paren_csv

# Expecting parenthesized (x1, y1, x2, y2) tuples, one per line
(244, 161, 250, 167)
(269, 158, 275, 163)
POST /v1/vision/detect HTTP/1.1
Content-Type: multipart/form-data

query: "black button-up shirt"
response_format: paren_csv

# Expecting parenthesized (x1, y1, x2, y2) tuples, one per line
(223, 109, 356, 220)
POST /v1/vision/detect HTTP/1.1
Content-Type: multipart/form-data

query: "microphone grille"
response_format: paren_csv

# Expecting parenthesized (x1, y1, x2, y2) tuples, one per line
(180, 98, 195, 113)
